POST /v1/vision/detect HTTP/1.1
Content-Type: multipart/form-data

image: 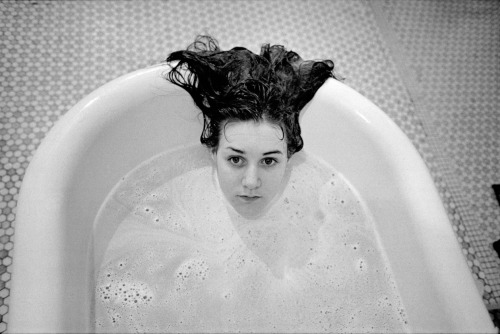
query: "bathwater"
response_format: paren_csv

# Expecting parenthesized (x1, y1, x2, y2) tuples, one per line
(94, 144, 409, 333)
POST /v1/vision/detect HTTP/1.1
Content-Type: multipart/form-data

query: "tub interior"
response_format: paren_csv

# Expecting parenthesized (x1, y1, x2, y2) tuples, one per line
(9, 65, 494, 333)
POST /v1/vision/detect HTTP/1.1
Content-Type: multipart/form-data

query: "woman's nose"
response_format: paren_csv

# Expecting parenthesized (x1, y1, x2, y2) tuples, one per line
(242, 165, 261, 189)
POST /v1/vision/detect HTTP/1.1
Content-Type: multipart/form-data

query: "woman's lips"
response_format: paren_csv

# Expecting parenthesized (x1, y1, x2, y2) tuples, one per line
(238, 195, 261, 203)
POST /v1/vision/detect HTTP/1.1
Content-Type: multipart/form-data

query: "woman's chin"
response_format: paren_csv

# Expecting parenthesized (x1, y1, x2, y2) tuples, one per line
(229, 193, 285, 220)
(234, 205, 265, 219)
(231, 200, 269, 220)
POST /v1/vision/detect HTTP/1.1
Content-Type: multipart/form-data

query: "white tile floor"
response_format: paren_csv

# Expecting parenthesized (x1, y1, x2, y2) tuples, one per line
(0, 0, 498, 331)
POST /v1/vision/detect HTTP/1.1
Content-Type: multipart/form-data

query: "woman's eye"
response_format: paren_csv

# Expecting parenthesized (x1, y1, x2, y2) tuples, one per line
(262, 158, 277, 166)
(229, 156, 243, 166)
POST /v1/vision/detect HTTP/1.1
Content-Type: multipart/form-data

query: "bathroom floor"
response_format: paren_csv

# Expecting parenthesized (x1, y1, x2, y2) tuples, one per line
(0, 0, 498, 332)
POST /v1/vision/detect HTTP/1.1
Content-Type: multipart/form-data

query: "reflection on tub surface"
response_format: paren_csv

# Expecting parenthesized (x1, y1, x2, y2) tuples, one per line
(94, 144, 409, 332)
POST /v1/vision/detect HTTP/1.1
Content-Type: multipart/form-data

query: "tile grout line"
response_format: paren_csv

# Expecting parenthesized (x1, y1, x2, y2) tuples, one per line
(369, 0, 500, 309)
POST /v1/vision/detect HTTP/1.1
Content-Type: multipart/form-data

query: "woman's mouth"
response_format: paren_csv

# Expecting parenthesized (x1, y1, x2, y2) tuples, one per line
(238, 195, 261, 203)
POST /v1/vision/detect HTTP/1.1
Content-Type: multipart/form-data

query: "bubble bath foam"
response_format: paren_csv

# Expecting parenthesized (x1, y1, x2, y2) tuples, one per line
(94, 145, 409, 333)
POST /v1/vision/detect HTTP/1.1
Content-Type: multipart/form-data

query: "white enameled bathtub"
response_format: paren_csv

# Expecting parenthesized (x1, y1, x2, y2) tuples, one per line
(9, 65, 495, 333)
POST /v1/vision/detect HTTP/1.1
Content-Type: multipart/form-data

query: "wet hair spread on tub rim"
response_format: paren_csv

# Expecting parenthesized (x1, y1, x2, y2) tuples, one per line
(165, 35, 337, 158)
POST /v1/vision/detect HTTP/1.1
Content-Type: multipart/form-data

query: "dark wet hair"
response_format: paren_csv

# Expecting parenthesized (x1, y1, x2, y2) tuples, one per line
(165, 35, 336, 157)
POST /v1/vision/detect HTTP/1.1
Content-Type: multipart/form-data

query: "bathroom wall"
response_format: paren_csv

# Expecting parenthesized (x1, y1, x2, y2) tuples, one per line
(0, 0, 498, 331)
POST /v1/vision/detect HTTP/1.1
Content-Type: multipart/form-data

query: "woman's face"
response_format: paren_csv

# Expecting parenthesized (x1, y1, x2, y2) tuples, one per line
(213, 120, 289, 218)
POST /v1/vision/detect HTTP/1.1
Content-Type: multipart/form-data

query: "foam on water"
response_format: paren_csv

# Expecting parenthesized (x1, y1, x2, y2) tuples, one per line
(94, 144, 409, 333)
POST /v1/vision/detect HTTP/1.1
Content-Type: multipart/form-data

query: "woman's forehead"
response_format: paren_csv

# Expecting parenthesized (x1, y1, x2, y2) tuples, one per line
(222, 120, 286, 150)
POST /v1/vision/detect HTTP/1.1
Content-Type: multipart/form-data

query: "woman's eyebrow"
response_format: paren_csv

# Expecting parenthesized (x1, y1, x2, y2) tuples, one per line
(227, 147, 245, 154)
(263, 150, 283, 156)
(226, 147, 283, 156)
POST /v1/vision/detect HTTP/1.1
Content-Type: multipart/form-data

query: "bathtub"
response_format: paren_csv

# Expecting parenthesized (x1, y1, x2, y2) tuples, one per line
(9, 64, 495, 333)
